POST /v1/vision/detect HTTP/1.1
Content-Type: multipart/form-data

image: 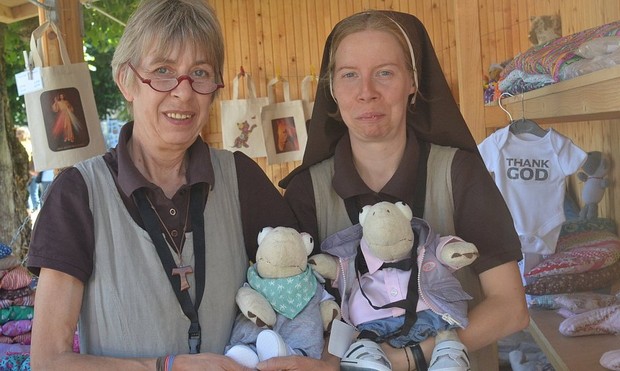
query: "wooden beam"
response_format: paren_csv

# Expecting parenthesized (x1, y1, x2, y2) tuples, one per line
(38, 0, 84, 65)
(0, 3, 38, 24)
(454, 0, 486, 144)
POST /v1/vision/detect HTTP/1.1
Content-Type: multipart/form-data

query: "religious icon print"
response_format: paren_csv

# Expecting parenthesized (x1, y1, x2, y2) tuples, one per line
(40, 87, 91, 151)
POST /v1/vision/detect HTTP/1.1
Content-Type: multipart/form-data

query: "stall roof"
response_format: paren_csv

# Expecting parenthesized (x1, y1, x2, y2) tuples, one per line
(0, 0, 38, 24)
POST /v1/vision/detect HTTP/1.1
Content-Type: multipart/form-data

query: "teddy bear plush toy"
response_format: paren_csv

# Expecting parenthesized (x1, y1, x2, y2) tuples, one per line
(225, 226, 340, 368)
(311, 201, 479, 371)
(578, 151, 611, 220)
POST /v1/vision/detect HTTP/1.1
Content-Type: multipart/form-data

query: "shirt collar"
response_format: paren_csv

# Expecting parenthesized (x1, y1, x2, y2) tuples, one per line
(360, 239, 385, 274)
(116, 122, 214, 198)
(332, 126, 420, 205)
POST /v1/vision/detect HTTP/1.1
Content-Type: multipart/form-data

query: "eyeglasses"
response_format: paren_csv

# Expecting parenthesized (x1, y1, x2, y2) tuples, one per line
(128, 63, 224, 95)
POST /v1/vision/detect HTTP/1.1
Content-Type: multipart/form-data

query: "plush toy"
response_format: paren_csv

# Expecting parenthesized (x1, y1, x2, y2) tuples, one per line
(311, 201, 478, 371)
(225, 226, 340, 368)
(528, 15, 562, 46)
(578, 151, 611, 220)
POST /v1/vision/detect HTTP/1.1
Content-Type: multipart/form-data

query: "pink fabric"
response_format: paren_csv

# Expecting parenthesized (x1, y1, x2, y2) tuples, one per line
(12, 333, 31, 345)
(0, 266, 32, 291)
(525, 244, 620, 279)
(1, 320, 32, 337)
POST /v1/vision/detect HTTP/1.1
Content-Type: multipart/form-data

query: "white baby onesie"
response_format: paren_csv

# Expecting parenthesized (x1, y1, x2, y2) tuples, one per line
(478, 127, 587, 255)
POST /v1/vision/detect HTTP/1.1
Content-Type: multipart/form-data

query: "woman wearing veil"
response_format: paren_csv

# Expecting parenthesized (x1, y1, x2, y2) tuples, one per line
(279, 10, 529, 371)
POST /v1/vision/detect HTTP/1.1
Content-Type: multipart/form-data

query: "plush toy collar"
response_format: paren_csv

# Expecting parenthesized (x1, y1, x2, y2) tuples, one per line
(247, 265, 317, 319)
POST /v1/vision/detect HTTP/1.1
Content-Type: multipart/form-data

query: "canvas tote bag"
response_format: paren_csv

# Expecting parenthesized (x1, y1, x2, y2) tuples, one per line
(261, 77, 308, 165)
(220, 71, 269, 158)
(25, 21, 106, 171)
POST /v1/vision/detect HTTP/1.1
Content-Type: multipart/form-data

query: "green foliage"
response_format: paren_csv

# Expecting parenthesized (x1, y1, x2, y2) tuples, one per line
(4, 1, 139, 125)
(82, 0, 138, 120)
(5, 18, 38, 126)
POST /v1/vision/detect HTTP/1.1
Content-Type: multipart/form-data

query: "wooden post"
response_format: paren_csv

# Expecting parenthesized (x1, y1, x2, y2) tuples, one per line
(454, 0, 486, 144)
(37, 0, 83, 66)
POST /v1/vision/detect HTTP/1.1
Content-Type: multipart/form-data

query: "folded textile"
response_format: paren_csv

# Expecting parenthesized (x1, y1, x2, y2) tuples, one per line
(559, 304, 620, 336)
(1, 320, 32, 337)
(601, 349, 620, 370)
(0, 306, 34, 325)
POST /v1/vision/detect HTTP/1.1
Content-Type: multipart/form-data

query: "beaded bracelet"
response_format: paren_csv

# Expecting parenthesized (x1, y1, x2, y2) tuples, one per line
(410, 344, 428, 371)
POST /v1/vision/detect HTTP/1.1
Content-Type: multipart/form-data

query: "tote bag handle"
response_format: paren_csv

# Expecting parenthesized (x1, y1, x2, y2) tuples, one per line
(231, 71, 261, 100)
(29, 21, 72, 68)
(266, 76, 291, 104)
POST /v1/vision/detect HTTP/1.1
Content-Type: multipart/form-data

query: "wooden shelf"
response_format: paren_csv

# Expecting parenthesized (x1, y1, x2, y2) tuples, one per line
(485, 64, 620, 128)
(528, 308, 618, 371)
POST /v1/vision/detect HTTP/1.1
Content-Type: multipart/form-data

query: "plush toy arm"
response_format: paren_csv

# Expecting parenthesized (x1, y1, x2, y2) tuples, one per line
(437, 238, 479, 271)
(236, 285, 277, 329)
(319, 297, 341, 332)
(308, 253, 340, 280)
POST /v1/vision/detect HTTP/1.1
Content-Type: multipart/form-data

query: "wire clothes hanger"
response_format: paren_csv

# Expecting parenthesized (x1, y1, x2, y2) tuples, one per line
(499, 92, 548, 137)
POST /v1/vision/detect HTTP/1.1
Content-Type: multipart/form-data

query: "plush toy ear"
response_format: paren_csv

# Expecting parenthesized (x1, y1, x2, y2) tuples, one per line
(257, 227, 273, 245)
(359, 205, 372, 226)
(300, 232, 314, 256)
(395, 201, 413, 221)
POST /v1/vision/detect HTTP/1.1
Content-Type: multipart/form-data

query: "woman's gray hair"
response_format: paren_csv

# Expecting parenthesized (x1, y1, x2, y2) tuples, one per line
(112, 0, 224, 96)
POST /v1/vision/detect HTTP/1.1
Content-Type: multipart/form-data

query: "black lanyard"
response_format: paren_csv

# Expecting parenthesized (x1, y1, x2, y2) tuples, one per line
(134, 184, 207, 354)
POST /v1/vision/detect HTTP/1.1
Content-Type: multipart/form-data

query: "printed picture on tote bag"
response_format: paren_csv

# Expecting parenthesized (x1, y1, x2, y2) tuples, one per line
(40, 87, 91, 151)
(272, 116, 299, 154)
(261, 77, 307, 165)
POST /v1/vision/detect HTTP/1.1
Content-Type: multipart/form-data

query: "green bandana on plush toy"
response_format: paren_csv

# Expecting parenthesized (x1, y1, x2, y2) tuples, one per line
(247, 265, 317, 319)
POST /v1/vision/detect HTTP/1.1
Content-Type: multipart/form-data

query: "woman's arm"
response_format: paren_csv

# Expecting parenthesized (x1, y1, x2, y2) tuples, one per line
(457, 261, 529, 350)
(31, 268, 254, 371)
(31, 268, 155, 370)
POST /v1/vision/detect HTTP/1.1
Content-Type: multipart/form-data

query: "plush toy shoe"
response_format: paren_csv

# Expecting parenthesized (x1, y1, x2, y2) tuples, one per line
(225, 344, 260, 368)
(340, 339, 392, 371)
(428, 340, 471, 371)
(256, 329, 295, 361)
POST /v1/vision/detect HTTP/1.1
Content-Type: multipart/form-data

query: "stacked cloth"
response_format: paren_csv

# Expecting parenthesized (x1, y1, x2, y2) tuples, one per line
(498, 20, 620, 95)
(524, 218, 620, 296)
(0, 243, 34, 371)
(525, 220, 620, 370)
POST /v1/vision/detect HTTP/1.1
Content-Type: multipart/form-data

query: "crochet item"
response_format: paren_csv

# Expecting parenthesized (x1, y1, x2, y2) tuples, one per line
(600, 349, 620, 371)
(559, 304, 620, 336)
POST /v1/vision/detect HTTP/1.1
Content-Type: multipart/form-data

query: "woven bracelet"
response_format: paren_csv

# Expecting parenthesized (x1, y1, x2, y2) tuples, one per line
(155, 356, 166, 371)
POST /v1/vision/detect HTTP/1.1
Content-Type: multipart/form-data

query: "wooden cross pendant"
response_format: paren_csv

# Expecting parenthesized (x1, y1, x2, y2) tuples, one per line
(172, 265, 193, 291)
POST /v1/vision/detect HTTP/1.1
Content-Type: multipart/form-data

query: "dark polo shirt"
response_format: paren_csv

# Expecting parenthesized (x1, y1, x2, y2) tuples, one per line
(284, 127, 522, 274)
(28, 122, 297, 283)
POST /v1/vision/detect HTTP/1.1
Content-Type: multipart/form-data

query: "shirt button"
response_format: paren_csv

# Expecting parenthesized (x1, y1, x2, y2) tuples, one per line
(169, 208, 177, 216)
(390, 288, 398, 297)
(171, 230, 179, 237)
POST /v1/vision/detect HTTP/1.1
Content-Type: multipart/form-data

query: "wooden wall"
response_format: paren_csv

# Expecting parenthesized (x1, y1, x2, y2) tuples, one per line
(204, 0, 460, 191)
(204, 0, 620, 223)
(469, 0, 620, 222)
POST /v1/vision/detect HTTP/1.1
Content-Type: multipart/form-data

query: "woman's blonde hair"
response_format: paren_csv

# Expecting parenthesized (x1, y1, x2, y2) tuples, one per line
(326, 10, 416, 92)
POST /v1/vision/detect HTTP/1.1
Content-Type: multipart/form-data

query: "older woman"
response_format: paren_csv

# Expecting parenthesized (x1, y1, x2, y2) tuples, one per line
(281, 10, 529, 371)
(27, 1, 296, 370)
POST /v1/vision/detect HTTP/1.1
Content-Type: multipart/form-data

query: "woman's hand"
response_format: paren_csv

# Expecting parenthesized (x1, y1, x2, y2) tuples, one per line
(172, 353, 254, 371)
(256, 355, 339, 371)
